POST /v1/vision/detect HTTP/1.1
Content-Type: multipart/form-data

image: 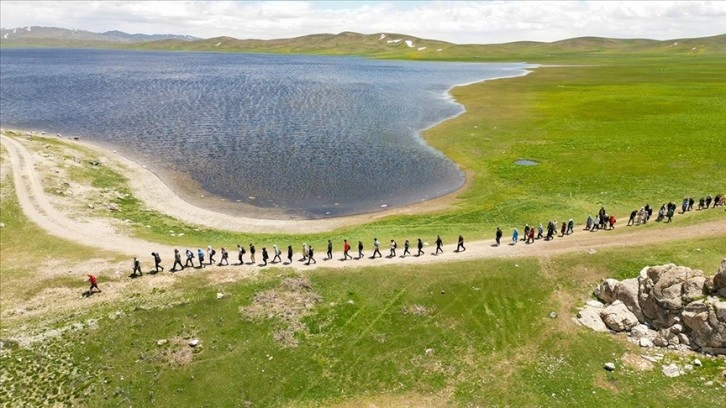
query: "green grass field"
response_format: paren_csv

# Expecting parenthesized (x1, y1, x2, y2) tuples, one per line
(1, 41, 725, 406)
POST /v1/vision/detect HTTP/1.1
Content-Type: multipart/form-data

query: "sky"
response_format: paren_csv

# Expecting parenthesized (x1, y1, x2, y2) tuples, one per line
(1, 1, 724, 44)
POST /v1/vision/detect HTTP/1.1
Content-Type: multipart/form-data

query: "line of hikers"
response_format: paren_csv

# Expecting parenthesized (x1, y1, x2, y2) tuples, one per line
(131, 234, 467, 275)
(129, 193, 724, 276)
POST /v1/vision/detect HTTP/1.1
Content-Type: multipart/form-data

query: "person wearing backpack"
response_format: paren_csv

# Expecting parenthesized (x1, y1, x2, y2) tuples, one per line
(306, 245, 316, 265)
(389, 240, 397, 257)
(207, 246, 216, 265)
(152, 252, 164, 272)
(197, 248, 206, 268)
(171, 249, 184, 271)
(219, 247, 229, 266)
(372, 238, 382, 259)
(402, 240, 411, 257)
(456, 235, 466, 252)
(343, 239, 352, 260)
(185, 249, 195, 268)
(272, 244, 282, 263)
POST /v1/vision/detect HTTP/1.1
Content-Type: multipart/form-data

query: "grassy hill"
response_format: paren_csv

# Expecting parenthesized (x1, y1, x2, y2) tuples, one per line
(3, 27, 725, 62)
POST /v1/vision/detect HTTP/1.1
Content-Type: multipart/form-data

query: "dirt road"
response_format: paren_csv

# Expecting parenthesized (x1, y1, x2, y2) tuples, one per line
(2, 132, 725, 273)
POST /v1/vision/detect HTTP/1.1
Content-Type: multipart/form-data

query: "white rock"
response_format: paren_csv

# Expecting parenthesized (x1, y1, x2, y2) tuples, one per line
(577, 308, 609, 332)
(662, 363, 683, 378)
(425, 348, 434, 355)
(188, 339, 200, 347)
(692, 358, 702, 367)
(600, 300, 639, 332)
(216, 293, 224, 299)
(586, 300, 604, 308)
(639, 338, 654, 348)
(157, 339, 168, 346)
(604, 362, 615, 371)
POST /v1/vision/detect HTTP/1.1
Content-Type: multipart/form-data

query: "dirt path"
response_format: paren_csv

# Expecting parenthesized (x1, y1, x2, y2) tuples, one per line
(2, 132, 725, 274)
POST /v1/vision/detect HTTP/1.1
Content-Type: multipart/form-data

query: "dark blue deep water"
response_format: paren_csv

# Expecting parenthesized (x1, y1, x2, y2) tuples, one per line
(0, 48, 529, 217)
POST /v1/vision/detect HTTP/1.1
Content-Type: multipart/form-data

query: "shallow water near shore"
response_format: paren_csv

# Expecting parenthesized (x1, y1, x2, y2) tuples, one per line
(0, 48, 530, 217)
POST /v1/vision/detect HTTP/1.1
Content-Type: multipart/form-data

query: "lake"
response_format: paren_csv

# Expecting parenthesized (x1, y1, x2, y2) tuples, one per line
(0, 48, 530, 217)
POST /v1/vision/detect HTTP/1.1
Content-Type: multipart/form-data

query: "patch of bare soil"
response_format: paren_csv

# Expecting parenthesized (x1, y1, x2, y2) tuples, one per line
(240, 276, 321, 348)
(621, 352, 654, 372)
(154, 336, 200, 367)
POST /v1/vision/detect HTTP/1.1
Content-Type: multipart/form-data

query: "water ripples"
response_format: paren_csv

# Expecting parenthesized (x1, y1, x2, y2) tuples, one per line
(0, 49, 530, 217)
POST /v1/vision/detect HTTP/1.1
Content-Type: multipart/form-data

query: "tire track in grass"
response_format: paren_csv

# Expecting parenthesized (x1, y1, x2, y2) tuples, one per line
(297, 286, 409, 401)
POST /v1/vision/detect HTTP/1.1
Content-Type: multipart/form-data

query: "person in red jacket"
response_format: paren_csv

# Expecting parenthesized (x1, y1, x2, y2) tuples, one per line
(87, 274, 101, 293)
(343, 239, 352, 260)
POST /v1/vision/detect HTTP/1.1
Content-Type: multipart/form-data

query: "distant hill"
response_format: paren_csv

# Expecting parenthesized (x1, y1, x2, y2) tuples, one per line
(0, 26, 198, 45)
(1, 26, 724, 61)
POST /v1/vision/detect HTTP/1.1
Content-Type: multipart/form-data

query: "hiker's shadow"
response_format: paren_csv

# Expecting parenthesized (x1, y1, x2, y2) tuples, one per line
(82, 290, 93, 298)
(128, 274, 142, 279)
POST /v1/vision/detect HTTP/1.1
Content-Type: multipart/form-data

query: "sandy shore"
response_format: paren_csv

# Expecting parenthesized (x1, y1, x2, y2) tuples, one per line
(1, 129, 468, 234)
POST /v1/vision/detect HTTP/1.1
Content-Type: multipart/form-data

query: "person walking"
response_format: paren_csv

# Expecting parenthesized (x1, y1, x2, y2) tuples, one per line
(185, 249, 195, 268)
(537, 223, 543, 239)
(287, 245, 293, 264)
(197, 248, 205, 267)
(389, 240, 397, 257)
(87, 274, 101, 294)
(132, 257, 142, 276)
(306, 245, 316, 265)
(586, 215, 593, 230)
(219, 247, 229, 266)
(272, 244, 282, 263)
(152, 252, 164, 272)
(609, 214, 617, 229)
(511, 228, 519, 244)
(207, 246, 216, 265)
(560, 222, 567, 237)
(417, 238, 424, 256)
(326, 240, 333, 261)
(495, 227, 503, 246)
(435, 235, 443, 254)
(302, 243, 308, 262)
(567, 219, 574, 235)
(402, 239, 411, 257)
(456, 234, 466, 252)
(249, 243, 256, 264)
(523, 225, 530, 241)
(372, 238, 382, 258)
(343, 239, 353, 260)
(237, 244, 246, 265)
(627, 210, 637, 226)
(171, 249, 184, 271)
(357, 241, 364, 259)
(261, 247, 269, 266)
(526, 227, 535, 244)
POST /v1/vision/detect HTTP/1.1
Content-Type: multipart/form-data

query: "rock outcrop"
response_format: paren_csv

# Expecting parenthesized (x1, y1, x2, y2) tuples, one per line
(576, 259, 726, 355)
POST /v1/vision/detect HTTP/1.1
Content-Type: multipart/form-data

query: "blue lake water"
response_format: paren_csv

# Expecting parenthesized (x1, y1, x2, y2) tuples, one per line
(0, 48, 530, 217)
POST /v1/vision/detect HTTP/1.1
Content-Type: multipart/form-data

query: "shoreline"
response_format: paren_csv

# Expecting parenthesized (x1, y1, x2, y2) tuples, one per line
(0, 63, 532, 224)
(0, 129, 473, 233)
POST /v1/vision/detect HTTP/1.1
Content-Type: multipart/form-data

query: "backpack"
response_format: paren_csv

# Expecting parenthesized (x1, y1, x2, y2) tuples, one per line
(393, 241, 397, 248)
(211, 249, 216, 256)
